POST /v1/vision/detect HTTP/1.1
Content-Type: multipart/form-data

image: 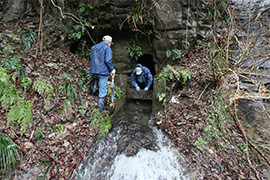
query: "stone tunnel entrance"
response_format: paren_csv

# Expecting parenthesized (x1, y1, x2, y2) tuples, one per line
(125, 53, 156, 101)
(137, 54, 155, 90)
(137, 54, 156, 77)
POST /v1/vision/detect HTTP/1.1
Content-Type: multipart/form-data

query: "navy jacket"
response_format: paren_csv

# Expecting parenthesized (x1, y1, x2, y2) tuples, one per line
(89, 42, 113, 76)
(131, 64, 153, 89)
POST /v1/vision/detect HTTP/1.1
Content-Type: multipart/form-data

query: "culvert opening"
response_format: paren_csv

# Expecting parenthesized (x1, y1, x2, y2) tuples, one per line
(137, 54, 156, 77)
(136, 54, 155, 90)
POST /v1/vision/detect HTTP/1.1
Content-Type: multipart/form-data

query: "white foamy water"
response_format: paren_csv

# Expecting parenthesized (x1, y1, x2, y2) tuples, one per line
(75, 100, 188, 180)
(107, 126, 187, 180)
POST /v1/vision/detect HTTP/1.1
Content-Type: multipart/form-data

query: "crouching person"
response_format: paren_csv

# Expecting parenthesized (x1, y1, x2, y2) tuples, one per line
(131, 64, 153, 92)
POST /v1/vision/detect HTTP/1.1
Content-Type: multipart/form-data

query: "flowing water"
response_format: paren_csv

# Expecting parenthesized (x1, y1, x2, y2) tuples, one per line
(74, 100, 188, 180)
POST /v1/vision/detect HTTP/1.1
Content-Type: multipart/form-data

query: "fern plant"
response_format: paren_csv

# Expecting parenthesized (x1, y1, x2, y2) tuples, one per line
(0, 67, 20, 109)
(106, 85, 124, 104)
(59, 73, 78, 104)
(126, 40, 143, 60)
(33, 76, 54, 104)
(7, 99, 33, 136)
(0, 134, 21, 175)
(90, 107, 111, 137)
(195, 136, 208, 150)
(78, 68, 93, 92)
(2, 54, 26, 78)
(79, 100, 89, 117)
(0, 84, 19, 110)
(156, 65, 191, 103)
(20, 27, 36, 50)
(64, 82, 77, 101)
(166, 49, 182, 61)
(20, 77, 32, 93)
(0, 67, 33, 136)
(3, 44, 16, 54)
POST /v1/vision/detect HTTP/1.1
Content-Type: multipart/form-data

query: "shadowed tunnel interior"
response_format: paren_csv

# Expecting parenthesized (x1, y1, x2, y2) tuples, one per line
(137, 54, 156, 90)
(137, 54, 156, 76)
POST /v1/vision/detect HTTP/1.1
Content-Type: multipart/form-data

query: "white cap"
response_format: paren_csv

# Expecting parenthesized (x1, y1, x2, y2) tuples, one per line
(135, 67, 142, 75)
(102, 35, 114, 44)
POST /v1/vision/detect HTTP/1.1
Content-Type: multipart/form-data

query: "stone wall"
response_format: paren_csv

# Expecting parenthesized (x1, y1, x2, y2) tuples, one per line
(152, 0, 212, 69)
(0, 0, 213, 74)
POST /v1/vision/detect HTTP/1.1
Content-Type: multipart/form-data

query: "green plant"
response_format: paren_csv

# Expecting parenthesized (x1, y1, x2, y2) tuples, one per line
(33, 76, 54, 105)
(53, 123, 64, 133)
(238, 143, 248, 152)
(60, 73, 77, 104)
(207, 0, 230, 25)
(204, 125, 221, 139)
(195, 44, 202, 52)
(195, 136, 208, 150)
(0, 67, 20, 110)
(203, 90, 230, 143)
(3, 44, 16, 54)
(2, 54, 26, 78)
(131, 0, 146, 24)
(67, 2, 93, 59)
(64, 82, 77, 102)
(78, 68, 93, 92)
(0, 83, 19, 110)
(20, 77, 32, 92)
(166, 49, 182, 61)
(79, 100, 89, 117)
(107, 85, 124, 104)
(68, 3, 93, 41)
(20, 27, 36, 50)
(126, 40, 143, 59)
(156, 65, 191, 103)
(90, 107, 111, 137)
(34, 130, 45, 141)
(114, 86, 124, 100)
(68, 25, 85, 41)
(180, 69, 191, 83)
(157, 92, 167, 103)
(7, 99, 33, 136)
(0, 134, 21, 175)
(5, 30, 20, 42)
(0, 67, 33, 135)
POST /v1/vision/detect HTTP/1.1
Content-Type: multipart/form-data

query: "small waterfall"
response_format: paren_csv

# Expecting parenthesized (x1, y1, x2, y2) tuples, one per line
(106, 123, 187, 180)
(74, 100, 188, 180)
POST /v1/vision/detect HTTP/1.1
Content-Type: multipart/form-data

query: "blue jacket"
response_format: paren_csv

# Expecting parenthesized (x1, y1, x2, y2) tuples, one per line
(131, 64, 153, 89)
(89, 42, 113, 76)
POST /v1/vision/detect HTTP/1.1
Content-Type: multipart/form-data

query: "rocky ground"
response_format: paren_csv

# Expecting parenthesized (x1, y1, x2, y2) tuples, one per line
(154, 48, 270, 179)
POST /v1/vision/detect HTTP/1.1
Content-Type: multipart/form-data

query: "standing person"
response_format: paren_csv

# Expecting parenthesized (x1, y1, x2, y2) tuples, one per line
(90, 35, 116, 111)
(131, 64, 153, 92)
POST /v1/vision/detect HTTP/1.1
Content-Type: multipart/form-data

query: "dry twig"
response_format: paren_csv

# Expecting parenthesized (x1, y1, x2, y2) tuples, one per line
(35, 0, 44, 58)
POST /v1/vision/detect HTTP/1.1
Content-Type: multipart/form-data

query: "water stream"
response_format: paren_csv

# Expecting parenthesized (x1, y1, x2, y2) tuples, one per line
(74, 100, 188, 180)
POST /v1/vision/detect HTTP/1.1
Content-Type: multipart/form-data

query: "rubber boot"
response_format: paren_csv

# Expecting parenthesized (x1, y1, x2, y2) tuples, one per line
(98, 98, 105, 111)
(93, 79, 98, 93)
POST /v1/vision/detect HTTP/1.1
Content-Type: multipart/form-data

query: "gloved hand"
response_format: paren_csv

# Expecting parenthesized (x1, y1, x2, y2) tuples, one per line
(144, 87, 149, 92)
(111, 69, 116, 75)
(135, 86, 140, 92)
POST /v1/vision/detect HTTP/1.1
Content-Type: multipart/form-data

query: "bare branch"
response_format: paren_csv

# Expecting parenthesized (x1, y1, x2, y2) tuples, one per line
(50, 0, 64, 18)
